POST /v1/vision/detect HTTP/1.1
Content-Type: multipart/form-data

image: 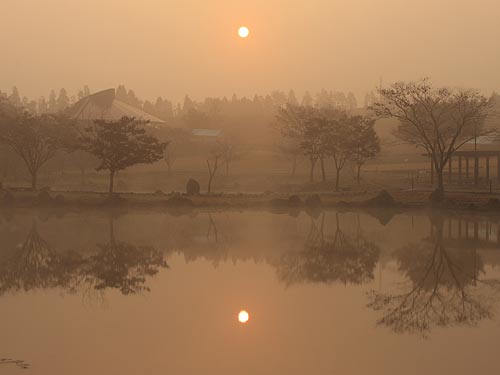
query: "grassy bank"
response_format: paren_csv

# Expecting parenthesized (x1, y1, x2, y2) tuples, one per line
(2, 187, 500, 214)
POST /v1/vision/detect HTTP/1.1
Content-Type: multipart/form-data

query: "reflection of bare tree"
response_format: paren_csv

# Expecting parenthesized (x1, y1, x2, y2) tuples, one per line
(0, 358, 30, 370)
(0, 221, 80, 295)
(181, 213, 231, 267)
(369, 216, 500, 337)
(73, 217, 168, 295)
(276, 213, 380, 286)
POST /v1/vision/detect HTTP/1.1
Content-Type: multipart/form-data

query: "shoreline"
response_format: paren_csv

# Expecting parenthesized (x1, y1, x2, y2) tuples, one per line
(2, 188, 500, 217)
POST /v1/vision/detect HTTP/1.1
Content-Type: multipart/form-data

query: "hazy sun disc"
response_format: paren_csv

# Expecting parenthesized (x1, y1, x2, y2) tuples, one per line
(238, 310, 249, 323)
(238, 26, 250, 38)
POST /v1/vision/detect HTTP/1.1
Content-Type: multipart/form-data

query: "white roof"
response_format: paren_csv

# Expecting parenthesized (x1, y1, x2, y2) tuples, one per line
(192, 129, 222, 137)
(68, 89, 165, 124)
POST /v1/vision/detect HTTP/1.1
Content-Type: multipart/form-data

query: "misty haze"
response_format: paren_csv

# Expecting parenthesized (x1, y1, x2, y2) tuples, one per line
(1, 1, 500, 374)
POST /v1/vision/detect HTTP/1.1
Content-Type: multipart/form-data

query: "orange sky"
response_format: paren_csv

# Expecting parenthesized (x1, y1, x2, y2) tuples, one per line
(1, 0, 499, 103)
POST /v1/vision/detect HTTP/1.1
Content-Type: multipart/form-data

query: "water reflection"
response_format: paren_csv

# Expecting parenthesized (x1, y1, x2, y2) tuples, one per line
(369, 214, 500, 337)
(0, 216, 167, 298)
(75, 216, 168, 295)
(1, 209, 500, 340)
(0, 220, 80, 295)
(0, 358, 30, 370)
(276, 212, 380, 285)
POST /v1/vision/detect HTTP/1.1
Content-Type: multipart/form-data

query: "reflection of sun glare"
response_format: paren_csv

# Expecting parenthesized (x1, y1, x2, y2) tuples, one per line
(238, 310, 249, 323)
(238, 26, 250, 38)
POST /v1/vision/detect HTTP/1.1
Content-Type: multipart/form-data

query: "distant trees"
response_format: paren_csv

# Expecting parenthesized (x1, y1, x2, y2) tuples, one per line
(0, 101, 75, 189)
(276, 138, 302, 177)
(79, 117, 167, 195)
(373, 79, 492, 194)
(350, 117, 380, 184)
(219, 137, 242, 177)
(277, 105, 380, 190)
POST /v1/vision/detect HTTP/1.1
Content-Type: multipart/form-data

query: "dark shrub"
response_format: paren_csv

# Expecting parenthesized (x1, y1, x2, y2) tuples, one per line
(186, 179, 200, 195)
(305, 194, 322, 208)
(165, 196, 194, 207)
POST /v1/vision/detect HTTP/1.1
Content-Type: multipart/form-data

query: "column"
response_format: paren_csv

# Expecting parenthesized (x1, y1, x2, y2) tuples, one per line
(448, 156, 452, 184)
(497, 155, 500, 181)
(430, 159, 434, 185)
(486, 156, 490, 180)
(474, 156, 479, 185)
(458, 156, 463, 183)
(466, 157, 470, 181)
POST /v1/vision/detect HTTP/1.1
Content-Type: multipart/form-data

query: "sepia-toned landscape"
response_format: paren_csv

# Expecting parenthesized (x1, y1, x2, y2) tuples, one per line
(1, 1, 500, 374)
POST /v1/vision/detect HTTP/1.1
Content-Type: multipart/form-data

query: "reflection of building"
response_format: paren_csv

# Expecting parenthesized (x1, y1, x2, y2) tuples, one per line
(67, 89, 165, 125)
(439, 217, 500, 250)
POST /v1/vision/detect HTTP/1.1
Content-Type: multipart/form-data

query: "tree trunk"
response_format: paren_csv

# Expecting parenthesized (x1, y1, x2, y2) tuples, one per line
(207, 158, 218, 194)
(80, 167, 86, 186)
(291, 156, 297, 177)
(437, 168, 444, 193)
(109, 171, 115, 196)
(335, 168, 341, 192)
(309, 157, 317, 183)
(31, 171, 37, 190)
(320, 157, 326, 182)
(226, 162, 229, 177)
(207, 175, 213, 194)
(357, 164, 362, 185)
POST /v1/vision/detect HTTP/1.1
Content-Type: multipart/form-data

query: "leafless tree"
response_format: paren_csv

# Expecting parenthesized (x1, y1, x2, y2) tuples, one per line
(372, 79, 492, 194)
(0, 110, 75, 189)
(206, 145, 223, 194)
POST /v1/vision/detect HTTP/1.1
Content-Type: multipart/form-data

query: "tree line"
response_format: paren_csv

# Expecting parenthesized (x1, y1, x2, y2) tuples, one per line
(0, 98, 167, 193)
(276, 105, 380, 190)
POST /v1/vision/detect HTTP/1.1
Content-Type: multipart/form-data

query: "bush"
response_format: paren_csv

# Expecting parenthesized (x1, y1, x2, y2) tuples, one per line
(365, 190, 397, 207)
(288, 195, 302, 207)
(37, 190, 53, 205)
(165, 196, 194, 207)
(2, 190, 14, 206)
(305, 194, 322, 208)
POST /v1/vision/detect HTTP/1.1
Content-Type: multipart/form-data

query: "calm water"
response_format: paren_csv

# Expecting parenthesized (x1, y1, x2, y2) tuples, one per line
(1, 208, 500, 374)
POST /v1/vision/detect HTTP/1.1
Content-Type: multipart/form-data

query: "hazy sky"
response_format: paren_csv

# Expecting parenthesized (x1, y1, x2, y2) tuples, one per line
(1, 0, 499, 103)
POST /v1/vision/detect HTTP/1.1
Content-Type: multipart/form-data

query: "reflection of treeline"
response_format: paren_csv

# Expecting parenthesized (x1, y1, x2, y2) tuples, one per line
(369, 216, 500, 337)
(0, 219, 167, 297)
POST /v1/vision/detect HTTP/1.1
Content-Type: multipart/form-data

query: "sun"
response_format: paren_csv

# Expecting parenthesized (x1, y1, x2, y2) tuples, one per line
(238, 26, 250, 38)
(238, 310, 249, 323)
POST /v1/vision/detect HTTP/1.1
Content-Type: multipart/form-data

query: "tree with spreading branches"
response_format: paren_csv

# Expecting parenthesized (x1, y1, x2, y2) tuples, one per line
(372, 79, 492, 194)
(0, 101, 75, 189)
(79, 116, 167, 195)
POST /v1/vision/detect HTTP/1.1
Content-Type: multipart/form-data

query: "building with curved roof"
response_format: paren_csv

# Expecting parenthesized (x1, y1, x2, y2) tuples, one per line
(67, 88, 165, 125)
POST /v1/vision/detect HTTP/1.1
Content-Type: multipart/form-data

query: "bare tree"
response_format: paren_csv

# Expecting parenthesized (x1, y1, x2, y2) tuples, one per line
(0, 109, 75, 189)
(349, 116, 380, 184)
(219, 137, 242, 177)
(372, 79, 492, 194)
(206, 145, 223, 194)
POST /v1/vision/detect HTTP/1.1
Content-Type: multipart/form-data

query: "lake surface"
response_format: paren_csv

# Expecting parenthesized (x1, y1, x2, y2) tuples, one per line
(1, 208, 500, 374)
